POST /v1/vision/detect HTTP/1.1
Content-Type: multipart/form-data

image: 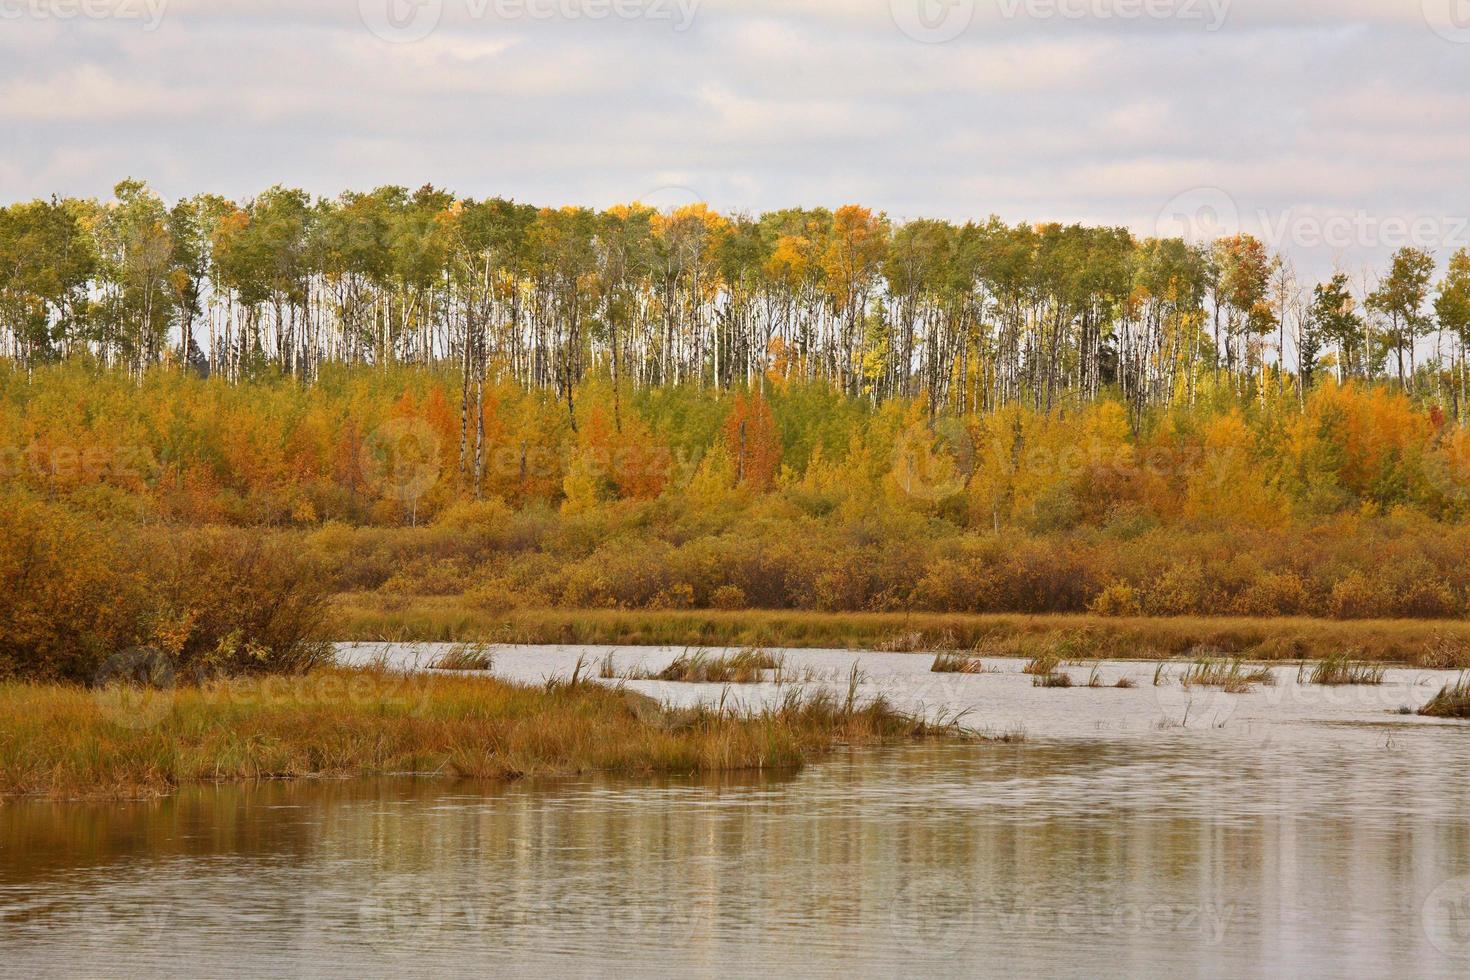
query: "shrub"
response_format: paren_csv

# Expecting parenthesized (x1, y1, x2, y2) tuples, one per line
(711, 585, 748, 610)
(1330, 573, 1388, 619)
(0, 493, 330, 683)
(1089, 581, 1141, 617)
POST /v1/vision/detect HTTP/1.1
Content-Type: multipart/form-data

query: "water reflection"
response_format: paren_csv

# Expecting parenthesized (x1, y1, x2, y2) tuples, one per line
(4, 740, 1470, 978)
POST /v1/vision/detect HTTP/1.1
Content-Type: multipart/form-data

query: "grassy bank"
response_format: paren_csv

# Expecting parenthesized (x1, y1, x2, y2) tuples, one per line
(334, 598, 1470, 667)
(0, 667, 958, 800)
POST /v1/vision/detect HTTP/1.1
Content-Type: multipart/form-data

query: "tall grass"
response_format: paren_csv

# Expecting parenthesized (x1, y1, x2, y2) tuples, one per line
(626, 649, 783, 684)
(1305, 652, 1386, 686)
(1178, 657, 1276, 693)
(0, 665, 972, 800)
(430, 643, 495, 671)
(931, 652, 989, 674)
(1420, 674, 1470, 718)
(1022, 651, 1063, 676)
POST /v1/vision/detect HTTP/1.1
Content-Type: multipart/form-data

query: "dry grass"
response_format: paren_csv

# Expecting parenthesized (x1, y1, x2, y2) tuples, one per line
(1420, 674, 1470, 719)
(1178, 657, 1276, 693)
(624, 649, 783, 684)
(0, 665, 969, 800)
(1305, 652, 1386, 686)
(332, 601, 1470, 667)
(931, 652, 989, 674)
(1032, 671, 1074, 689)
(429, 643, 494, 671)
(1023, 651, 1063, 676)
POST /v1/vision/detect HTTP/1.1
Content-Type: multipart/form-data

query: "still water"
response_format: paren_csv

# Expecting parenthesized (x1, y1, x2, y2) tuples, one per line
(4, 645, 1470, 978)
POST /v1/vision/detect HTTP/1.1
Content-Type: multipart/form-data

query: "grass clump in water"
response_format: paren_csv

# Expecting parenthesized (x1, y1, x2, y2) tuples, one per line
(1420, 674, 1470, 719)
(1178, 657, 1275, 693)
(1305, 652, 1386, 686)
(931, 652, 989, 674)
(629, 648, 783, 684)
(430, 643, 495, 671)
(1023, 651, 1062, 676)
(1032, 671, 1073, 689)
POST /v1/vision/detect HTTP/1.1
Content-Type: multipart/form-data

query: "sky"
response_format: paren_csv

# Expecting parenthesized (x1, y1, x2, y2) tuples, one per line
(3, 0, 1469, 282)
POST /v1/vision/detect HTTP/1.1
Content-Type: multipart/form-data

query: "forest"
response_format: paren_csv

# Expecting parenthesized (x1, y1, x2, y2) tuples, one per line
(4, 181, 1470, 684)
(5, 180, 1470, 424)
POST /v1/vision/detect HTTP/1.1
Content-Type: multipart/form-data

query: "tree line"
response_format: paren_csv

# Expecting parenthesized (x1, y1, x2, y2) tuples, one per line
(5, 179, 1470, 426)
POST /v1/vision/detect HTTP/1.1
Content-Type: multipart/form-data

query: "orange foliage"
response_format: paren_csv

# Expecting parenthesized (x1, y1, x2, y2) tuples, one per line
(722, 392, 782, 491)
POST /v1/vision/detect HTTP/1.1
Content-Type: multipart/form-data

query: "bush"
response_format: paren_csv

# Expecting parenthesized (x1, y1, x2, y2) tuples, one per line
(1089, 581, 1141, 617)
(0, 493, 331, 683)
(711, 585, 748, 610)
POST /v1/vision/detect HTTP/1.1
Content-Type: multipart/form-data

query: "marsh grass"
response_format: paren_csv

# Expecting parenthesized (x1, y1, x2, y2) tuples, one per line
(333, 602, 1470, 667)
(931, 652, 990, 674)
(1023, 651, 1062, 676)
(1178, 657, 1276, 693)
(1032, 671, 1074, 689)
(430, 643, 494, 672)
(1420, 673, 1470, 719)
(1304, 652, 1386, 686)
(0, 664, 970, 800)
(1419, 632, 1470, 670)
(622, 648, 783, 684)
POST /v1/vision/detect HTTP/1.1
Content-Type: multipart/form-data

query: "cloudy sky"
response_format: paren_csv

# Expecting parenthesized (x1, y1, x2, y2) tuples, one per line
(3, 0, 1468, 279)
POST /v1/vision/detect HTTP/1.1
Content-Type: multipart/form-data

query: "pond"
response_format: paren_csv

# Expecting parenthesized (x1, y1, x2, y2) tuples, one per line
(3, 645, 1470, 977)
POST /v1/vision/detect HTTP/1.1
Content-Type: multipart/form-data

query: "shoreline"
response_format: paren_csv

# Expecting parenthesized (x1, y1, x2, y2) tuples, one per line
(333, 600, 1470, 667)
(0, 666, 960, 802)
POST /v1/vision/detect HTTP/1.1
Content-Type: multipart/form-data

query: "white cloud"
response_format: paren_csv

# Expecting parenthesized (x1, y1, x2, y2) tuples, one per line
(0, 0, 1466, 283)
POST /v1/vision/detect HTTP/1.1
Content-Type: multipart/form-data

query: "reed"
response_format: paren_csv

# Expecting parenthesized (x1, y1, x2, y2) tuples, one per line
(1178, 657, 1276, 693)
(625, 648, 783, 684)
(931, 652, 989, 674)
(429, 643, 494, 671)
(1032, 672, 1073, 689)
(1023, 651, 1062, 676)
(1307, 652, 1386, 686)
(1420, 674, 1470, 719)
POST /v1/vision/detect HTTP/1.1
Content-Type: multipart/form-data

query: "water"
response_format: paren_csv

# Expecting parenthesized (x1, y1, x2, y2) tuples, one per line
(4, 645, 1470, 978)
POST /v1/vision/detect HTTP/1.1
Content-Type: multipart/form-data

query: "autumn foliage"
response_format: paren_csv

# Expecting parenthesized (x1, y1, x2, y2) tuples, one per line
(0, 491, 330, 683)
(4, 365, 1470, 632)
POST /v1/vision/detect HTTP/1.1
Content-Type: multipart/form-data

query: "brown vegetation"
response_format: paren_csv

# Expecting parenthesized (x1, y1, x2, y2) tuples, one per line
(1420, 675, 1470, 719)
(0, 666, 966, 800)
(0, 492, 330, 684)
(333, 602, 1470, 667)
